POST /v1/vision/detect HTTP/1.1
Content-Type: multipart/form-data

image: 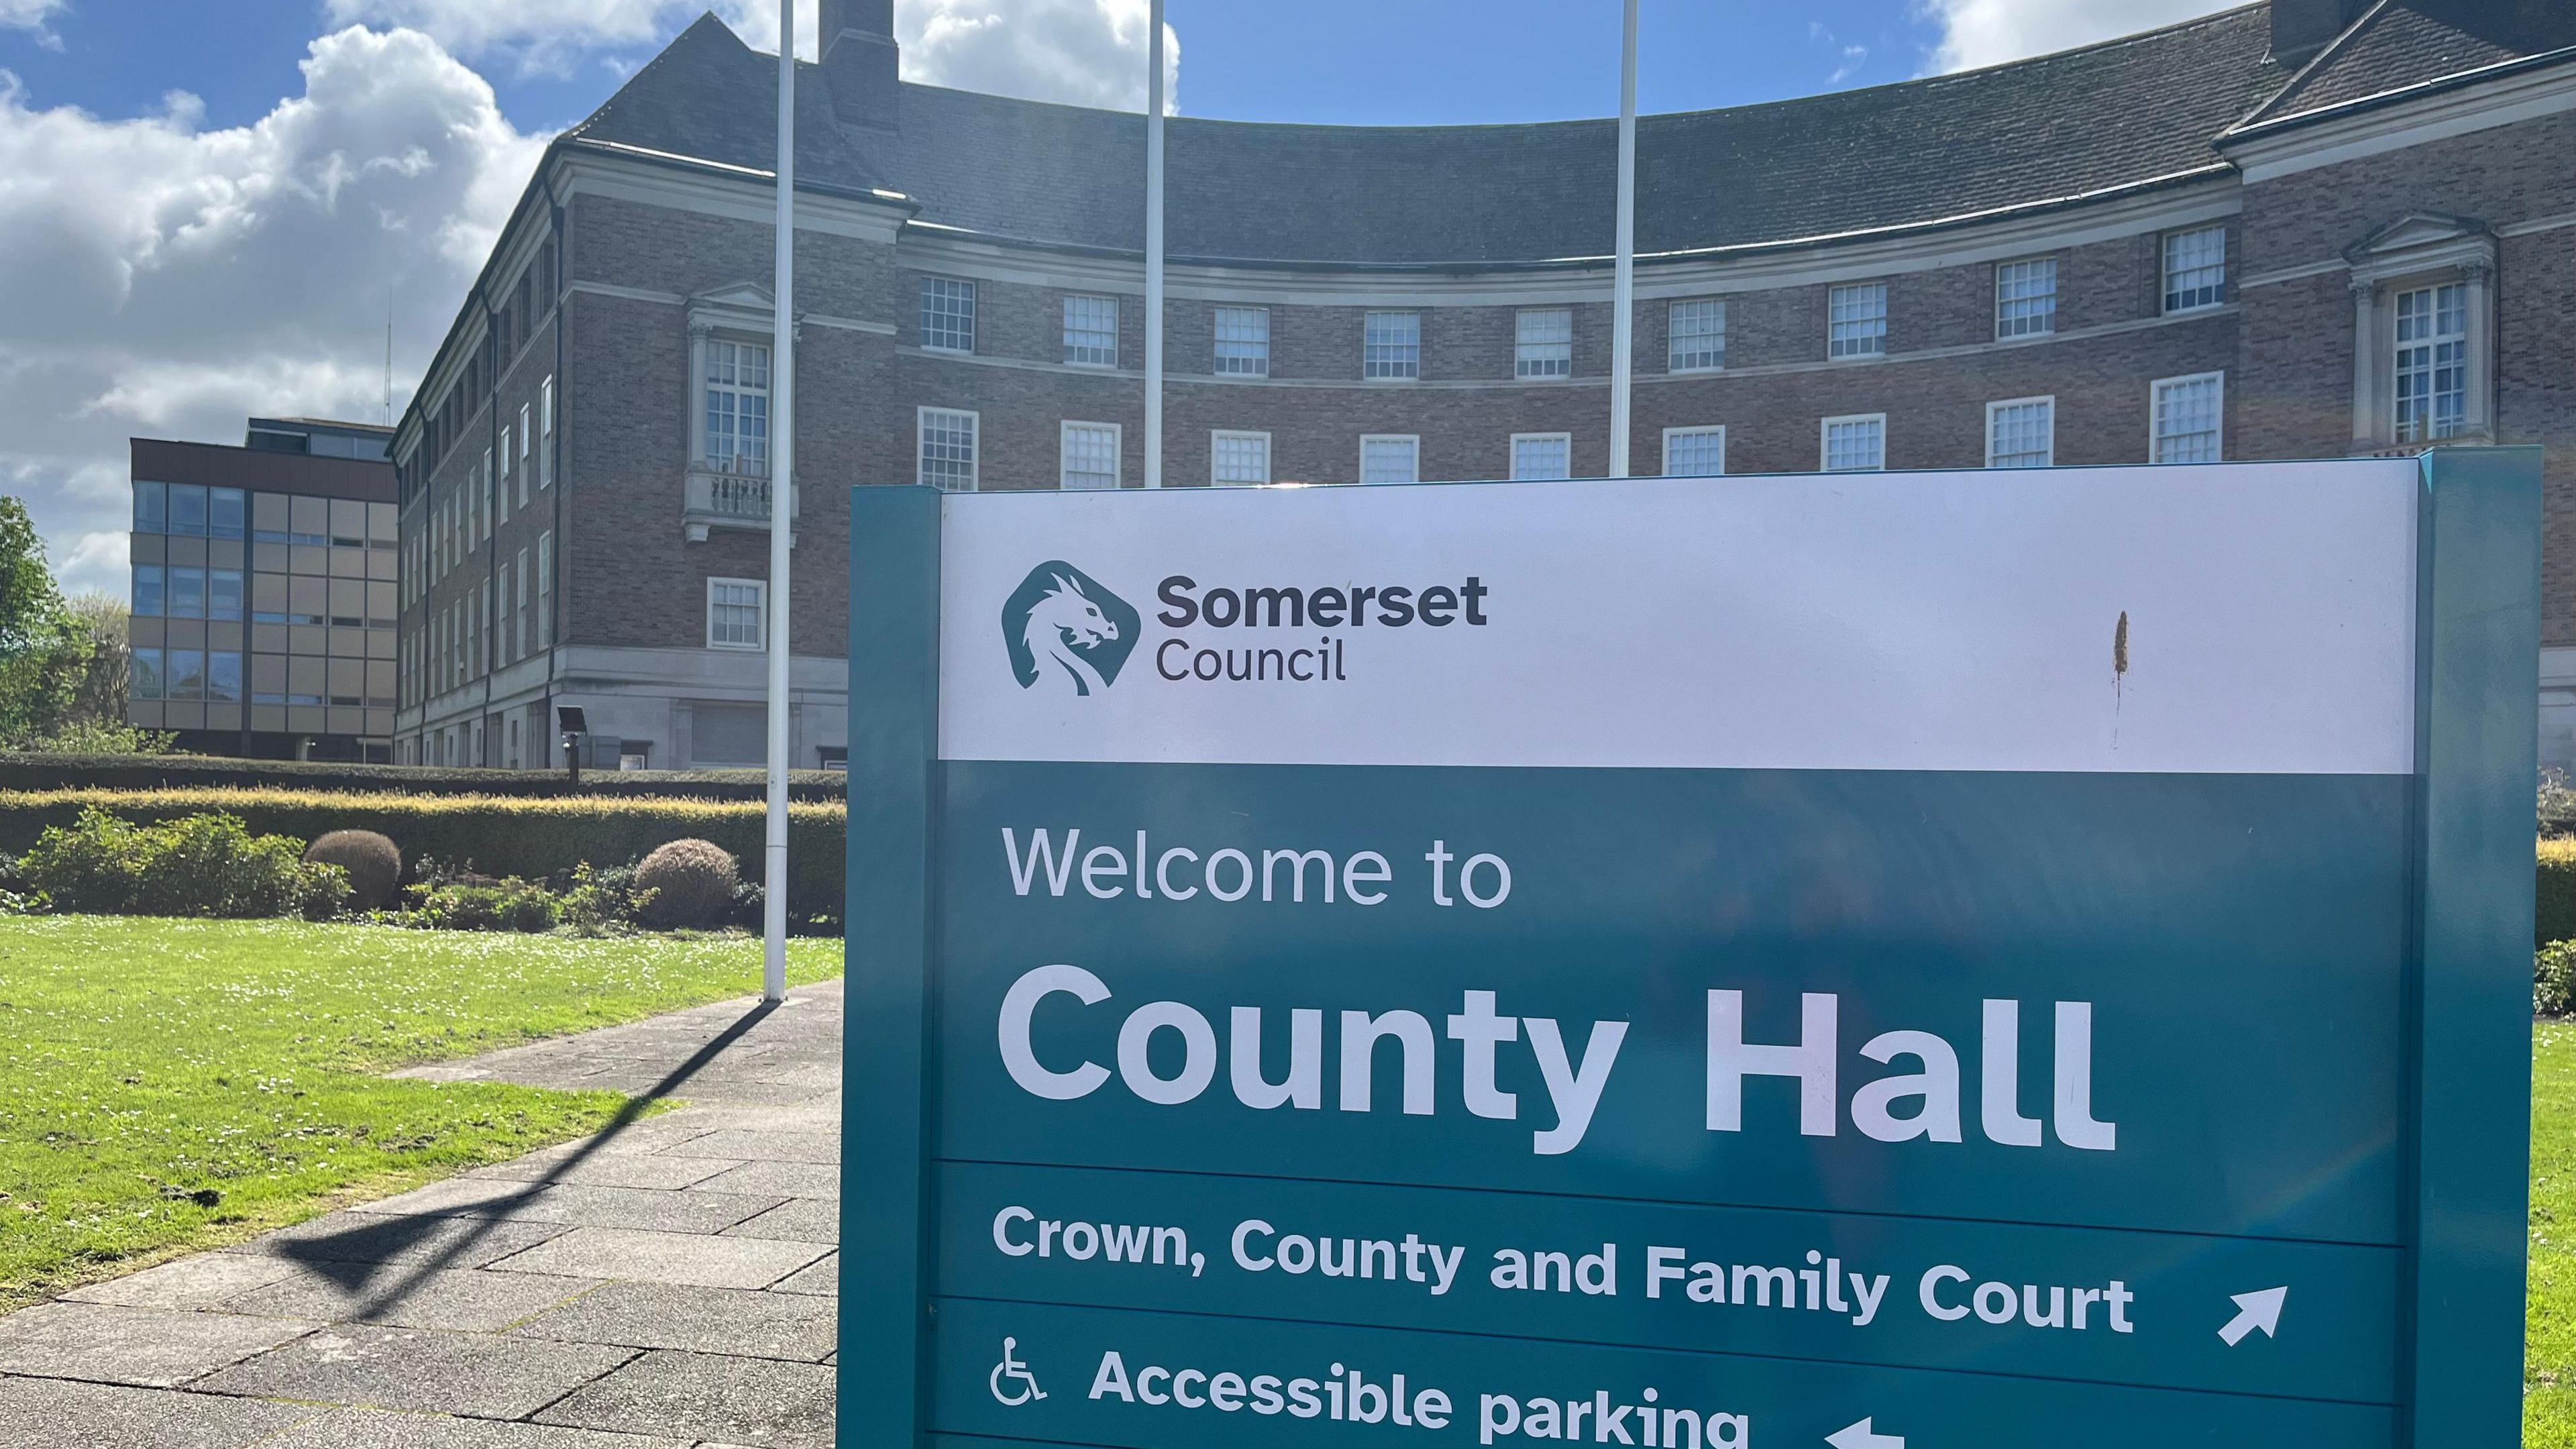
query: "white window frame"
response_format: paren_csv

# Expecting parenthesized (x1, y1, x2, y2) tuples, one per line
(1509, 431, 1572, 482)
(1994, 258, 2058, 340)
(495, 568, 513, 667)
(917, 406, 980, 492)
(1363, 310, 1421, 381)
(706, 576, 766, 651)
(1358, 434, 1421, 486)
(538, 375, 555, 489)
(1660, 425, 1727, 478)
(1059, 420, 1123, 490)
(698, 336, 771, 477)
(1062, 294, 1119, 368)
(515, 549, 530, 657)
(2149, 371, 2226, 464)
(517, 402, 533, 505)
(1984, 395, 2057, 468)
(920, 276, 976, 353)
(1819, 413, 1888, 473)
(1210, 429, 1273, 487)
(1668, 299, 1725, 373)
(2392, 282, 2469, 443)
(535, 530, 552, 649)
(1827, 283, 1887, 360)
(1213, 305, 1271, 377)
(1515, 307, 1573, 380)
(2161, 227, 2229, 315)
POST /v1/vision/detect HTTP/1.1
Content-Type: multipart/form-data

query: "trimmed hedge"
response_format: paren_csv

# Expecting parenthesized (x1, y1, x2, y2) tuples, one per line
(0, 788, 844, 924)
(2545, 837, 2576, 949)
(0, 753, 847, 802)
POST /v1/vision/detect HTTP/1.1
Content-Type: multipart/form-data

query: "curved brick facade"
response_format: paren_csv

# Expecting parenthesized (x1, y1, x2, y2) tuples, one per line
(390, 2, 2576, 771)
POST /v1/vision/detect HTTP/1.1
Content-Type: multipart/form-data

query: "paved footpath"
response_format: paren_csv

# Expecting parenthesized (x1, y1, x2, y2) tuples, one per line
(0, 978, 845, 1448)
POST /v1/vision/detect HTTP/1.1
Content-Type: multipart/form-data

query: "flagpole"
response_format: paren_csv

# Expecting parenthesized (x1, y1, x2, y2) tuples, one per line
(1608, 0, 1638, 478)
(761, 0, 795, 1004)
(1144, 0, 1165, 490)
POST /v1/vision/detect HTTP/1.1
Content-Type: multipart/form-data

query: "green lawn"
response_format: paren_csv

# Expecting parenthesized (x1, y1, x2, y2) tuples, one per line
(0, 914, 839, 1312)
(2537, 1022, 2576, 1442)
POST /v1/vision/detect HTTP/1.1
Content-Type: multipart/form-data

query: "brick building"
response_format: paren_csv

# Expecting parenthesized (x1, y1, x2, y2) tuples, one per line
(128, 418, 398, 761)
(389, 0, 2576, 770)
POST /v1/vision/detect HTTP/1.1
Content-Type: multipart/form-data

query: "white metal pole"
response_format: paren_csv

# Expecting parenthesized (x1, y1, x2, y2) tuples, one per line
(1608, 0, 1638, 479)
(1144, 0, 1165, 489)
(761, 0, 795, 1005)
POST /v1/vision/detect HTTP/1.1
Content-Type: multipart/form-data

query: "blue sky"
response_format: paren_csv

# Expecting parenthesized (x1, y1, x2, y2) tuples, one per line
(2, 1, 1941, 137)
(0, 0, 2222, 592)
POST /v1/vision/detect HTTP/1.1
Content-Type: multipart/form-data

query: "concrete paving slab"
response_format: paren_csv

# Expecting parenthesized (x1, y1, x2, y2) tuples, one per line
(219, 1265, 602, 1333)
(641, 1105, 841, 1137)
(60, 1253, 299, 1309)
(193, 1323, 634, 1420)
(249, 1405, 692, 1448)
(0, 1303, 316, 1389)
(0, 1374, 316, 1448)
(718, 1199, 838, 1246)
(485, 1228, 829, 1291)
(767, 1254, 839, 1297)
(688, 1160, 839, 1199)
(465, 1152, 744, 1190)
(360, 1179, 784, 1234)
(535, 1349, 835, 1447)
(663, 1130, 839, 1164)
(223, 1210, 571, 1270)
(508, 1281, 835, 1361)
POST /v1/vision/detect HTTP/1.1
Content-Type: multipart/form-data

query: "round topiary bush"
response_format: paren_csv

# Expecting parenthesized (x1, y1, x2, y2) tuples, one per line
(633, 838, 740, 929)
(303, 829, 401, 910)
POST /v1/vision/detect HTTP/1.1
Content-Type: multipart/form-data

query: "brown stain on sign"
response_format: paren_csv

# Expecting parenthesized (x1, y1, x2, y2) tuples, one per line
(2114, 611, 2130, 679)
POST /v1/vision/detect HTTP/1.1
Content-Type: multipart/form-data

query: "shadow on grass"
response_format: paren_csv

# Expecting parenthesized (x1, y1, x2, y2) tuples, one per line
(269, 998, 784, 1301)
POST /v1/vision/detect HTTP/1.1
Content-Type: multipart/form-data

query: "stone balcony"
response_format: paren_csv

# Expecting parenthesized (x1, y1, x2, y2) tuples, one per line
(682, 460, 798, 543)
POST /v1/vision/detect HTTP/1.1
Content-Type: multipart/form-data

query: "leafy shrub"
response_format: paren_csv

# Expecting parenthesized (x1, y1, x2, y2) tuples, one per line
(298, 863, 354, 922)
(0, 788, 843, 927)
(2544, 838, 2576, 951)
(305, 829, 400, 910)
(17, 808, 342, 919)
(2546, 769, 2576, 839)
(403, 877, 561, 932)
(635, 838, 739, 929)
(560, 860, 653, 936)
(2541, 941, 2576, 1018)
(0, 752, 847, 801)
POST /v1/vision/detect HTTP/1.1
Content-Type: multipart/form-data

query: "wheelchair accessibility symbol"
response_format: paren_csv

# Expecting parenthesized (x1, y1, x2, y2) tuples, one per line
(989, 1337, 1046, 1406)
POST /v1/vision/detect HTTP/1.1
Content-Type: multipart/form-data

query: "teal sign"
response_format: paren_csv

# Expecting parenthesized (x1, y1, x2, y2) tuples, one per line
(845, 453, 2539, 1448)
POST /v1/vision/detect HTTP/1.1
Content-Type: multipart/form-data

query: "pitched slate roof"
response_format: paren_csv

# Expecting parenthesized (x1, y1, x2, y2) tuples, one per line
(562, 7, 2287, 268)
(2241, 0, 2576, 129)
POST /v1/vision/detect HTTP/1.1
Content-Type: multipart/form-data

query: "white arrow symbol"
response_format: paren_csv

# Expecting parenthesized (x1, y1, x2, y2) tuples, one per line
(1826, 1418, 1904, 1449)
(2218, 1286, 2289, 1346)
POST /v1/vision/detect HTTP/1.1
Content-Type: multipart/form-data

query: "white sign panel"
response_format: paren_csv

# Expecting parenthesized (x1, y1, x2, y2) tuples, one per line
(937, 462, 2419, 775)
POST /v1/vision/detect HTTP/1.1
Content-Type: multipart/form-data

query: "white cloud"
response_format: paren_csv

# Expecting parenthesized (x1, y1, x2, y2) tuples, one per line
(0, 25, 547, 594)
(321, 0, 674, 74)
(1920, 0, 2239, 73)
(332, 0, 1179, 111)
(895, 0, 1177, 113)
(0, 0, 66, 49)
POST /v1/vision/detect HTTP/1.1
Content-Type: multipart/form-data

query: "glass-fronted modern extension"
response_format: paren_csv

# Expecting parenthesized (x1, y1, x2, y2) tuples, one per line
(127, 418, 398, 761)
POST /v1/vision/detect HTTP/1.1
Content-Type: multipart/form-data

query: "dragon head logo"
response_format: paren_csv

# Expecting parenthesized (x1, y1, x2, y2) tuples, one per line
(1002, 561, 1140, 696)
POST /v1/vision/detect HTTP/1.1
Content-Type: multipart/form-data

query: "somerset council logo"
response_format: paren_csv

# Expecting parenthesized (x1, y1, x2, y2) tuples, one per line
(1002, 561, 1140, 697)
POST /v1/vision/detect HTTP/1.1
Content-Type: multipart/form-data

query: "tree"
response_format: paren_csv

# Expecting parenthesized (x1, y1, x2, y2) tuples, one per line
(0, 496, 85, 747)
(62, 592, 131, 728)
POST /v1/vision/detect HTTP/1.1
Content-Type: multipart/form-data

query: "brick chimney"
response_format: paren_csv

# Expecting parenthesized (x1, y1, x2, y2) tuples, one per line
(2268, 0, 2365, 68)
(820, 0, 899, 130)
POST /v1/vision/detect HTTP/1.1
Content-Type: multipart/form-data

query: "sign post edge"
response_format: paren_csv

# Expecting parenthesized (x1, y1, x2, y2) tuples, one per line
(841, 483, 945, 1446)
